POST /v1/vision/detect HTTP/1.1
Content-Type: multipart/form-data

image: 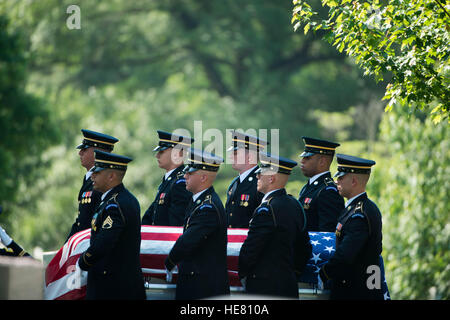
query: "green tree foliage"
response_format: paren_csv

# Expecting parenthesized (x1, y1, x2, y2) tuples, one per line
(292, 0, 450, 123)
(0, 15, 59, 216)
(4, 0, 385, 144)
(375, 107, 449, 299)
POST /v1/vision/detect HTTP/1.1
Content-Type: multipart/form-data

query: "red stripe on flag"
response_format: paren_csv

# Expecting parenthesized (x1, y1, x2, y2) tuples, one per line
(55, 286, 86, 300)
(140, 232, 182, 241)
(45, 248, 64, 286)
(140, 232, 246, 243)
(46, 225, 249, 299)
(227, 234, 247, 243)
(48, 254, 83, 286)
(140, 253, 167, 269)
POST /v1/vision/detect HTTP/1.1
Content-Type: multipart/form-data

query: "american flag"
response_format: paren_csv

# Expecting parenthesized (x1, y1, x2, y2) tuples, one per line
(44, 226, 248, 300)
(299, 232, 337, 284)
(44, 227, 390, 300)
(300, 232, 390, 300)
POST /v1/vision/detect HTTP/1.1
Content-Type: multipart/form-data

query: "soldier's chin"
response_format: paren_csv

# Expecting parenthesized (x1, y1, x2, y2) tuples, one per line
(256, 184, 263, 193)
(300, 167, 309, 176)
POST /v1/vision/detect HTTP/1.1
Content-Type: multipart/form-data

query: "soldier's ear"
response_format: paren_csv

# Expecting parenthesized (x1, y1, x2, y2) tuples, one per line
(351, 175, 358, 187)
(200, 173, 208, 183)
(109, 169, 120, 182)
(318, 154, 331, 168)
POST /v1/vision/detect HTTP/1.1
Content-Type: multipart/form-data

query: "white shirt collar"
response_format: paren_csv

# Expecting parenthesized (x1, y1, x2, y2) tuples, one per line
(309, 171, 329, 185)
(192, 188, 208, 203)
(345, 192, 366, 208)
(240, 165, 258, 183)
(101, 188, 113, 201)
(164, 168, 177, 181)
(262, 188, 282, 202)
(85, 166, 94, 181)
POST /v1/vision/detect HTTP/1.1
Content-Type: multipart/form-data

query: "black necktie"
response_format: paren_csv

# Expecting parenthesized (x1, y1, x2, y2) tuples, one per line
(299, 184, 308, 198)
(231, 178, 240, 197)
(183, 198, 195, 225)
(158, 175, 166, 191)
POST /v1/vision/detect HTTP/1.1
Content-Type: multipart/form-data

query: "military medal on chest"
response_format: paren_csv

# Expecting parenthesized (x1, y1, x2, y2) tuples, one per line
(303, 197, 312, 209)
(335, 222, 343, 237)
(158, 193, 166, 205)
(81, 191, 92, 204)
(240, 194, 250, 207)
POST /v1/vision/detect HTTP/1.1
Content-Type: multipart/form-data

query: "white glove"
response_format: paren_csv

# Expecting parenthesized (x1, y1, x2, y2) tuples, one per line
(240, 277, 247, 290)
(317, 274, 324, 290)
(66, 261, 86, 290)
(0, 225, 13, 246)
(165, 268, 173, 283)
(165, 266, 178, 283)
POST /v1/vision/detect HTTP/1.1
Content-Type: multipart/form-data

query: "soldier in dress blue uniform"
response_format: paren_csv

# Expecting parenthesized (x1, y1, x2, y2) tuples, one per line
(164, 149, 229, 300)
(319, 154, 383, 300)
(66, 129, 119, 241)
(225, 131, 267, 228)
(298, 137, 344, 232)
(239, 153, 312, 298)
(142, 130, 194, 226)
(77, 150, 145, 300)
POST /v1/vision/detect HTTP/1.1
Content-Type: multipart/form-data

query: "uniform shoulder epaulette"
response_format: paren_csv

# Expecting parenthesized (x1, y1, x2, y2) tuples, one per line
(256, 205, 270, 214)
(266, 196, 275, 205)
(323, 177, 338, 191)
(200, 194, 224, 226)
(350, 200, 372, 234)
(256, 198, 277, 226)
(350, 201, 365, 219)
(175, 171, 186, 184)
(105, 193, 125, 223)
(203, 194, 213, 204)
(104, 192, 118, 204)
(355, 201, 364, 212)
(104, 193, 119, 207)
(198, 194, 214, 210)
(198, 203, 213, 210)
(109, 193, 119, 201)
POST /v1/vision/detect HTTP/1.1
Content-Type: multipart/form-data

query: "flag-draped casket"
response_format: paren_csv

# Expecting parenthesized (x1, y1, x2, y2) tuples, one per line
(45, 226, 335, 300)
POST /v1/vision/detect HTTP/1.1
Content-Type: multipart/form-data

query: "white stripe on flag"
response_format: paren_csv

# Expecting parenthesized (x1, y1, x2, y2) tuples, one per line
(69, 239, 90, 258)
(141, 226, 182, 234)
(227, 242, 243, 256)
(45, 271, 88, 300)
(141, 268, 178, 275)
(140, 240, 176, 254)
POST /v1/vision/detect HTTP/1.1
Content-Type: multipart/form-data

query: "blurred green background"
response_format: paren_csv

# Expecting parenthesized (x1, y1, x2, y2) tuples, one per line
(0, 0, 448, 299)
